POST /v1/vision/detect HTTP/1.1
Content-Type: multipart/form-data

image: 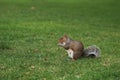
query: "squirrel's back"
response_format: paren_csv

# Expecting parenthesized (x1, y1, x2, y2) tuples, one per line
(69, 40, 84, 53)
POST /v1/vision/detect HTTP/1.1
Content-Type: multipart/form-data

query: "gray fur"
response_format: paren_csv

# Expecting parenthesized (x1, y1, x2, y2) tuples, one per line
(83, 45, 101, 57)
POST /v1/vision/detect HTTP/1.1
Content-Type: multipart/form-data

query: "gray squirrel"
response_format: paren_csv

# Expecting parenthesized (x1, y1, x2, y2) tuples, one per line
(58, 35, 101, 60)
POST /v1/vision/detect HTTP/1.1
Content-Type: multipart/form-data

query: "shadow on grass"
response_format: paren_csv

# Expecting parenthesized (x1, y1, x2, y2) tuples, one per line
(0, 42, 12, 50)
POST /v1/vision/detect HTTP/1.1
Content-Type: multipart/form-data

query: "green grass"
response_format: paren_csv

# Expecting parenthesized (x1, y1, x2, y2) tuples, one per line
(0, 0, 120, 80)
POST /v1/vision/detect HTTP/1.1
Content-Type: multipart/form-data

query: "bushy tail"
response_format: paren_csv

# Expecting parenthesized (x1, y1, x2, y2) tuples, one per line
(83, 45, 101, 57)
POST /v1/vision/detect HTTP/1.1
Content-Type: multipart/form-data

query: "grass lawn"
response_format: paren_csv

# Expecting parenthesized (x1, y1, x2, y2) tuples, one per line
(0, 0, 120, 80)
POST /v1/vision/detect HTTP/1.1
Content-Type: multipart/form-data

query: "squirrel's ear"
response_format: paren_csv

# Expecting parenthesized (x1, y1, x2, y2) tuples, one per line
(64, 34, 68, 38)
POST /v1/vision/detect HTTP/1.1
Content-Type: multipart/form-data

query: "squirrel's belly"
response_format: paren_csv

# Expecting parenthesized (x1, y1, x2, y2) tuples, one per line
(66, 49, 74, 58)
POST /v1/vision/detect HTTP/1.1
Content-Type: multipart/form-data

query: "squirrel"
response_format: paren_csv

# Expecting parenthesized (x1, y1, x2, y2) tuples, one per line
(58, 35, 101, 60)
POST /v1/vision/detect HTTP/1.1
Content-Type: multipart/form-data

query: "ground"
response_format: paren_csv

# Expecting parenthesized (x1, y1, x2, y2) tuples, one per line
(0, 0, 120, 80)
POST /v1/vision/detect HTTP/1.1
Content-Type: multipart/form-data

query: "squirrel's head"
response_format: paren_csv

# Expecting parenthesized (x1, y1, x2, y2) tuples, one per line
(58, 35, 68, 46)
